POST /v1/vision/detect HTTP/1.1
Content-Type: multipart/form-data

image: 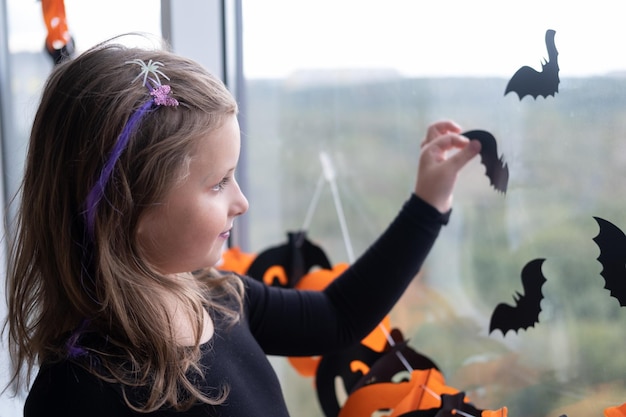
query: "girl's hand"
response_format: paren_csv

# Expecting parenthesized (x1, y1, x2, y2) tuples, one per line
(414, 120, 481, 213)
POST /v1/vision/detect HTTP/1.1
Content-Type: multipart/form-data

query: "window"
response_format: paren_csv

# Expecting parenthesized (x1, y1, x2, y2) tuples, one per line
(241, 1, 626, 416)
(3, 0, 161, 212)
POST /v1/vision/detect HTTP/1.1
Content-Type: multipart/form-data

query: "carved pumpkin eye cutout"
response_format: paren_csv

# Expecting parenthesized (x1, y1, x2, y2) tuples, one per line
(262, 265, 288, 286)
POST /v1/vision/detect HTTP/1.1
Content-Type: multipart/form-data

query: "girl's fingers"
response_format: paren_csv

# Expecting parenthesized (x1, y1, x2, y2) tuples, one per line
(421, 133, 474, 164)
(448, 138, 481, 170)
(415, 135, 481, 213)
(421, 120, 463, 148)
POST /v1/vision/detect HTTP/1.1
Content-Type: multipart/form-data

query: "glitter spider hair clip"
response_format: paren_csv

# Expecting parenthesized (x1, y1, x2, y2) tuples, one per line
(128, 58, 180, 106)
(83, 59, 179, 239)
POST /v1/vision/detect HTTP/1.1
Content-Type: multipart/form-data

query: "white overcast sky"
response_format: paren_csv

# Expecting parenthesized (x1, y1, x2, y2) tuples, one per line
(7, 0, 625, 78)
(240, 0, 625, 78)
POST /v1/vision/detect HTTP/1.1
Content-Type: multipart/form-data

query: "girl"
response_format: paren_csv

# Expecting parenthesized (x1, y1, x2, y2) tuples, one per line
(5, 39, 480, 416)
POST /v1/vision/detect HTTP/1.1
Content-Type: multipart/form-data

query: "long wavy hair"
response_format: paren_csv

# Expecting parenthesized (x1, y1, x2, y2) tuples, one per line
(5, 38, 244, 412)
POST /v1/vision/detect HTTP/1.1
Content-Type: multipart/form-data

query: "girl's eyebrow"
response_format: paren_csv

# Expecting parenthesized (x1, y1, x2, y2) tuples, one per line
(203, 167, 236, 185)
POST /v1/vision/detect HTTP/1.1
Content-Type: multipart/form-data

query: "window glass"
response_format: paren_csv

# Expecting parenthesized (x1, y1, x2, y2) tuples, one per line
(5, 0, 161, 200)
(241, 1, 626, 416)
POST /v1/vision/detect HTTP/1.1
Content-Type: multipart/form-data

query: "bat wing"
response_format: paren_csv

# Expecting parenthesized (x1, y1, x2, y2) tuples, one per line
(462, 130, 509, 193)
(505, 65, 559, 100)
(489, 258, 547, 335)
(505, 66, 545, 100)
(299, 234, 333, 272)
(505, 29, 559, 100)
(592, 217, 626, 306)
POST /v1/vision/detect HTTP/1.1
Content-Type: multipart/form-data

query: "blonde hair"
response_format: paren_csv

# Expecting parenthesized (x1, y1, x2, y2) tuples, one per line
(5, 39, 244, 412)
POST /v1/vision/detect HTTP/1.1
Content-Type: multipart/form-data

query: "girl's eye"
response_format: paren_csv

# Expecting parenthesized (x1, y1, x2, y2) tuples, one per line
(211, 177, 230, 192)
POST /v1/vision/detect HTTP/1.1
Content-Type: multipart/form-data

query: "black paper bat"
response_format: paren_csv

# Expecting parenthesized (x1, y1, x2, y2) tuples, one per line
(489, 258, 547, 335)
(462, 129, 509, 193)
(246, 230, 332, 287)
(592, 217, 626, 306)
(505, 29, 559, 100)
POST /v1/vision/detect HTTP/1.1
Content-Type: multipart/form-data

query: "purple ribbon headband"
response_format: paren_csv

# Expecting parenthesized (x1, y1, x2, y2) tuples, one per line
(83, 59, 179, 238)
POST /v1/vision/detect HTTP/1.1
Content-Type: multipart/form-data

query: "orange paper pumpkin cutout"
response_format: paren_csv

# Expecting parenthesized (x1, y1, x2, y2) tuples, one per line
(338, 368, 457, 417)
(605, 402, 626, 417)
(482, 407, 508, 417)
(219, 246, 256, 274)
(295, 263, 350, 291)
(287, 355, 321, 378)
(392, 392, 507, 417)
(389, 369, 464, 417)
(338, 367, 509, 417)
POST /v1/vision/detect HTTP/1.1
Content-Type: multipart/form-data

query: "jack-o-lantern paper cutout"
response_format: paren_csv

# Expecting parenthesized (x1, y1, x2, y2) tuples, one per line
(316, 341, 386, 417)
(246, 231, 332, 287)
(316, 330, 439, 417)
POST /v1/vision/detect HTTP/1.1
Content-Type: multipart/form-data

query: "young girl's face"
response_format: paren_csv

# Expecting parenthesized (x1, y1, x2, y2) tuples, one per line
(137, 114, 249, 274)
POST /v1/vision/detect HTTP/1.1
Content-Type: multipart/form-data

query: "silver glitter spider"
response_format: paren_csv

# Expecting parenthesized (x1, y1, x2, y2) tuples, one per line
(126, 59, 171, 86)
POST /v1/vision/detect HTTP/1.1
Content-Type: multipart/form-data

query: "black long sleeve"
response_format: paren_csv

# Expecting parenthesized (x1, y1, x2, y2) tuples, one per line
(246, 193, 449, 356)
